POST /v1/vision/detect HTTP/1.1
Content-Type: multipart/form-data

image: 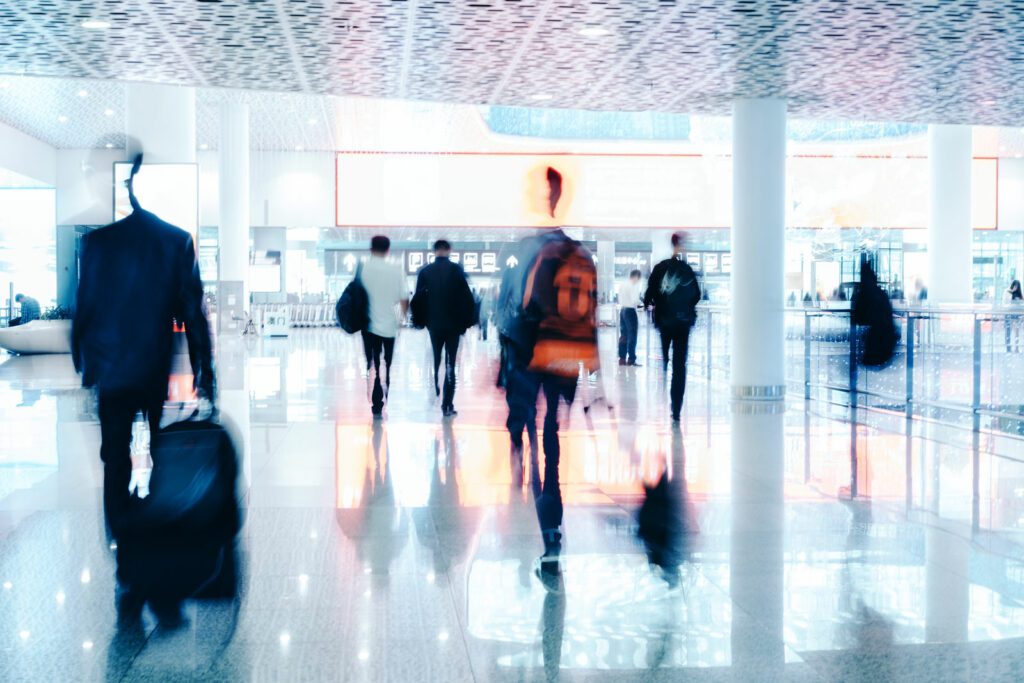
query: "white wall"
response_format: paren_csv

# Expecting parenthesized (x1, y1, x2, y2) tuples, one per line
(998, 158, 1024, 230)
(0, 120, 56, 186)
(198, 150, 334, 228)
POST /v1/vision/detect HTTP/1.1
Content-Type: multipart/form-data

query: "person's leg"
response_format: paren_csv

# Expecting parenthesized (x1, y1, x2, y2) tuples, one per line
(442, 332, 461, 412)
(669, 325, 692, 420)
(660, 330, 672, 373)
(538, 377, 565, 552)
(429, 327, 443, 397)
(618, 309, 628, 363)
(381, 336, 395, 400)
(367, 333, 385, 414)
(98, 393, 139, 539)
(626, 308, 639, 364)
(361, 330, 373, 372)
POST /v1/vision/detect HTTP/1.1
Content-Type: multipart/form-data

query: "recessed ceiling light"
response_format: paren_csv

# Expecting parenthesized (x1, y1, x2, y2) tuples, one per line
(104, 143, 113, 149)
(103, 108, 114, 117)
(530, 94, 553, 101)
(295, 145, 304, 152)
(57, 115, 68, 123)
(982, 99, 996, 106)
(578, 27, 611, 37)
(81, 19, 111, 30)
(199, 143, 209, 150)
(307, 117, 317, 125)
(77, 89, 88, 98)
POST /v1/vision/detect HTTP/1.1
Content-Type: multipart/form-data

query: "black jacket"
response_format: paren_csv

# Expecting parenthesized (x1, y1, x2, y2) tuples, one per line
(72, 209, 214, 397)
(413, 256, 475, 333)
(644, 256, 701, 330)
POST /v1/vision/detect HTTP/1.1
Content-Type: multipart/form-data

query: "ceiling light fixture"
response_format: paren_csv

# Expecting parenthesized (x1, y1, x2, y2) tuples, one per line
(981, 99, 996, 106)
(104, 143, 113, 149)
(199, 143, 209, 150)
(578, 27, 611, 37)
(103, 108, 114, 117)
(307, 117, 317, 125)
(57, 115, 68, 123)
(295, 145, 304, 152)
(77, 89, 88, 98)
(81, 19, 111, 30)
(530, 93, 553, 101)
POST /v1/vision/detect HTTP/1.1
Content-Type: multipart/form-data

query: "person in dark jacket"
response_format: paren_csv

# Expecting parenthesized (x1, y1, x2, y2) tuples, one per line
(413, 240, 474, 417)
(72, 201, 215, 542)
(11, 293, 40, 326)
(644, 232, 701, 423)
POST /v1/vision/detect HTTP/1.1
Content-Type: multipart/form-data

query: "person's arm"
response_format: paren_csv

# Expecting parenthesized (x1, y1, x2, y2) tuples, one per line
(70, 235, 95, 374)
(644, 263, 662, 309)
(178, 235, 215, 399)
(397, 267, 410, 319)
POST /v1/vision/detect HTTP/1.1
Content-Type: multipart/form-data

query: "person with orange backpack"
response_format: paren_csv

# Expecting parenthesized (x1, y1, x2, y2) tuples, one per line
(497, 167, 600, 582)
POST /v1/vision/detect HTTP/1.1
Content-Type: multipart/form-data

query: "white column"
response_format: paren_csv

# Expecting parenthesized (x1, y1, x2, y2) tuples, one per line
(124, 83, 196, 163)
(928, 125, 973, 304)
(730, 403, 785, 676)
(731, 99, 787, 399)
(219, 103, 251, 316)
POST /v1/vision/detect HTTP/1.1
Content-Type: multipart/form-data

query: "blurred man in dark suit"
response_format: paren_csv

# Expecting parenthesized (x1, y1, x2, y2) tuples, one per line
(413, 239, 475, 417)
(72, 198, 215, 540)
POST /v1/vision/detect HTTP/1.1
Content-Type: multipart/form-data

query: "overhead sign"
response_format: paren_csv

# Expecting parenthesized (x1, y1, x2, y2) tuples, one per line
(406, 250, 503, 276)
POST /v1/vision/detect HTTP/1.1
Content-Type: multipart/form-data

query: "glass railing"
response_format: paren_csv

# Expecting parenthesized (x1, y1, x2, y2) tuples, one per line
(635, 302, 1024, 432)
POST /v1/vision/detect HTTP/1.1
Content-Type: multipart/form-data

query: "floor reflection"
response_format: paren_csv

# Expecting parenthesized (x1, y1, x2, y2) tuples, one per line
(3, 328, 1024, 680)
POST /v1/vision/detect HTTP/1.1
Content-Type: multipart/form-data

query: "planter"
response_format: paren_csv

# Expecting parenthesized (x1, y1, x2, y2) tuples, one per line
(0, 320, 72, 355)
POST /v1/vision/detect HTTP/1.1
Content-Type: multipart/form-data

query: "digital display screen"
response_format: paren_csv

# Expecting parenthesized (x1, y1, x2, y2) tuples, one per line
(336, 153, 998, 230)
(114, 163, 199, 237)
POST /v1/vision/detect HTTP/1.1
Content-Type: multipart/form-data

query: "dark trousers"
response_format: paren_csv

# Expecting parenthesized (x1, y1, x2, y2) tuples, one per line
(659, 324, 692, 419)
(362, 331, 395, 414)
(98, 391, 164, 539)
(429, 327, 461, 410)
(618, 308, 639, 363)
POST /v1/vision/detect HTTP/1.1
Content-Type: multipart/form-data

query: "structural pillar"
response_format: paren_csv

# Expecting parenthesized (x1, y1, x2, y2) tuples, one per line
(218, 103, 250, 331)
(927, 125, 973, 304)
(124, 83, 196, 163)
(731, 99, 787, 400)
(596, 240, 615, 304)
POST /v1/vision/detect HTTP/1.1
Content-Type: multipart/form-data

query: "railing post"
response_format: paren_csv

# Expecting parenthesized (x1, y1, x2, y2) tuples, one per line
(973, 314, 982, 415)
(706, 308, 713, 380)
(804, 311, 811, 401)
(905, 311, 914, 419)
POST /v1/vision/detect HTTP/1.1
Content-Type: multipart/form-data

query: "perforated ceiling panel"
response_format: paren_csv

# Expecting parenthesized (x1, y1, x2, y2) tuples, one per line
(1, 0, 1023, 131)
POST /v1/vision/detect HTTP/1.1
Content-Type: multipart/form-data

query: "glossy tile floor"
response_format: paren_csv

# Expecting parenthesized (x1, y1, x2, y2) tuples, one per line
(2, 326, 1024, 682)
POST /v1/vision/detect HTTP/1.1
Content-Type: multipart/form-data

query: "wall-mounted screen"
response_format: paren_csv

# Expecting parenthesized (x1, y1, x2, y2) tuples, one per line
(113, 162, 199, 237)
(336, 152, 998, 230)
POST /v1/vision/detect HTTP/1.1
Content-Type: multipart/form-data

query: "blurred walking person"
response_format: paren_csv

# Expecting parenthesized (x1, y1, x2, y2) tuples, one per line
(72, 198, 215, 543)
(617, 269, 643, 366)
(412, 239, 475, 417)
(361, 236, 408, 419)
(1006, 279, 1023, 353)
(644, 232, 701, 423)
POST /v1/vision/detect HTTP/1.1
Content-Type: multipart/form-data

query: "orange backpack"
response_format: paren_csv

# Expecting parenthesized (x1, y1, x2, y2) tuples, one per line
(522, 239, 600, 377)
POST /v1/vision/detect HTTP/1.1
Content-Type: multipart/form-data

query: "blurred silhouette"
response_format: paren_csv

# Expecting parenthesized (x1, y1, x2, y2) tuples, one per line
(9, 293, 40, 326)
(1005, 279, 1022, 353)
(618, 269, 643, 366)
(359, 236, 409, 418)
(644, 232, 701, 422)
(637, 425, 697, 589)
(412, 239, 476, 416)
(851, 256, 898, 367)
(499, 167, 595, 572)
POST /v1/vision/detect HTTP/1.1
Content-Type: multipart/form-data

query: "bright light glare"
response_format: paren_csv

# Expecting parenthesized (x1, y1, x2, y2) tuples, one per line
(81, 20, 111, 29)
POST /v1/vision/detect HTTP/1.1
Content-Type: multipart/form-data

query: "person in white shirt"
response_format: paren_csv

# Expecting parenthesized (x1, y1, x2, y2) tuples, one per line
(618, 269, 644, 366)
(360, 235, 409, 417)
